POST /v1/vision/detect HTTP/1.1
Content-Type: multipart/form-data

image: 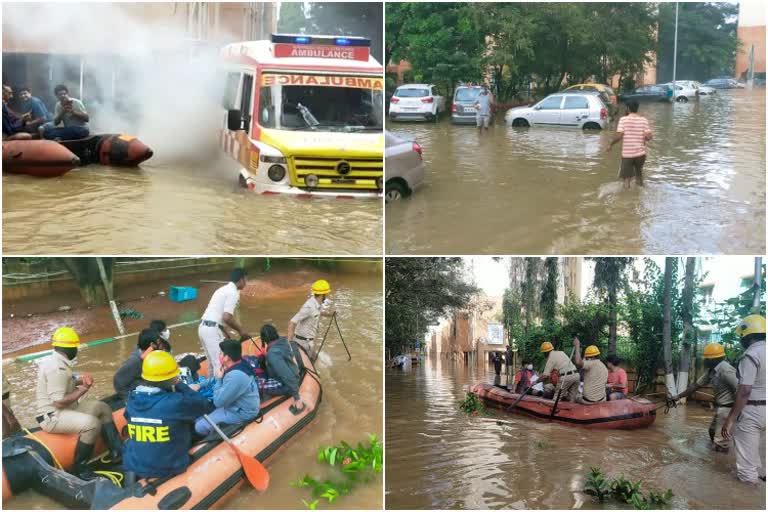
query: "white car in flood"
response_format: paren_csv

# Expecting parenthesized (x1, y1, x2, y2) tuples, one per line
(505, 93, 608, 130)
(389, 84, 446, 122)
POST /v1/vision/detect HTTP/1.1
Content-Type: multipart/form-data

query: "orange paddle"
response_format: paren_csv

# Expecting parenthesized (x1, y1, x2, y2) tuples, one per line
(203, 414, 270, 492)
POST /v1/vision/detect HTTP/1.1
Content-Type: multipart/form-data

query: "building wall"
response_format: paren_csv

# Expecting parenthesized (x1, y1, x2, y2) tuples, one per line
(736, 26, 766, 77)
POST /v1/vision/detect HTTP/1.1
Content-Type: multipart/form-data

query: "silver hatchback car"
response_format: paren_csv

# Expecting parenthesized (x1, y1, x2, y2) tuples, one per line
(385, 131, 425, 202)
(505, 93, 608, 130)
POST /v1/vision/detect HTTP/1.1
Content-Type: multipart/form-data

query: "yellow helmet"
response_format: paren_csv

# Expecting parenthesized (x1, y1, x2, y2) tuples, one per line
(702, 343, 725, 359)
(311, 279, 331, 295)
(735, 314, 766, 337)
(51, 327, 80, 348)
(584, 345, 600, 358)
(141, 351, 180, 382)
(540, 341, 554, 353)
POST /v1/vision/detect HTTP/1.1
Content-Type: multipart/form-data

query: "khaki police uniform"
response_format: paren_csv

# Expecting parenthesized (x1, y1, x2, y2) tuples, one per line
(733, 340, 766, 483)
(542, 350, 579, 402)
(579, 358, 608, 404)
(696, 360, 737, 451)
(35, 351, 112, 444)
(291, 296, 322, 353)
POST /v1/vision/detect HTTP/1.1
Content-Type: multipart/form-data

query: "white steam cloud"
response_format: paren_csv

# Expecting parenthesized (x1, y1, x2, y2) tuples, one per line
(1, 2, 250, 163)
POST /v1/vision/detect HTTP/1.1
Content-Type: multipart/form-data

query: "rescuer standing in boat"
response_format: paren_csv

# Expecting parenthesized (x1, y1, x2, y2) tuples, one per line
(671, 342, 737, 452)
(722, 315, 766, 483)
(35, 327, 123, 475)
(198, 269, 250, 374)
(538, 341, 580, 402)
(287, 279, 335, 357)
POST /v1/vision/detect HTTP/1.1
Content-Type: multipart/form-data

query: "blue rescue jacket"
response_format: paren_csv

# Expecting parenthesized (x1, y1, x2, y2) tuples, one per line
(123, 382, 214, 478)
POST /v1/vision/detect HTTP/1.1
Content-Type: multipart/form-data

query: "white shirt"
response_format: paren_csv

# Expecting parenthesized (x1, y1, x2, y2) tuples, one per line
(291, 296, 322, 339)
(201, 282, 240, 324)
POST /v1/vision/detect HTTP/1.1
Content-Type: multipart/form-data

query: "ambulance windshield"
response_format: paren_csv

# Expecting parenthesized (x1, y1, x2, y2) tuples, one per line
(258, 77, 383, 132)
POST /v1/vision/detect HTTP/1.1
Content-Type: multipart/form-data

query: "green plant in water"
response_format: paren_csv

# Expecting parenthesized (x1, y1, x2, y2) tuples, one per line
(292, 434, 383, 509)
(534, 440, 548, 449)
(583, 467, 611, 502)
(610, 475, 644, 503)
(459, 392, 485, 415)
(583, 467, 674, 510)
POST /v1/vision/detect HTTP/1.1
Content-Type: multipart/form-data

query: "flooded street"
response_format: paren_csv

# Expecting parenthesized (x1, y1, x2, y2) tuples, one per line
(385, 358, 765, 510)
(3, 268, 383, 510)
(2, 156, 382, 255)
(386, 90, 766, 255)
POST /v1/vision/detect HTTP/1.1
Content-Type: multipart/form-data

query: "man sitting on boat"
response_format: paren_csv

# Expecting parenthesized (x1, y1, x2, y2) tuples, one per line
(113, 329, 164, 399)
(573, 337, 608, 404)
(262, 324, 307, 413)
(537, 341, 580, 402)
(17, 86, 51, 131)
(41, 84, 90, 141)
(35, 327, 124, 476)
(191, 339, 261, 436)
(606, 355, 629, 400)
(2, 85, 32, 140)
(124, 351, 214, 479)
(511, 360, 537, 394)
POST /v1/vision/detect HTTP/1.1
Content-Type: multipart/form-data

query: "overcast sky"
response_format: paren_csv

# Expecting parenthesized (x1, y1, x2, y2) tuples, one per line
(470, 256, 760, 301)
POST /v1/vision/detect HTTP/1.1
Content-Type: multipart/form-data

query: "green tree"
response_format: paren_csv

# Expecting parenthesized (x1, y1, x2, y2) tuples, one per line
(385, 258, 478, 356)
(277, 2, 307, 33)
(540, 257, 559, 324)
(657, 2, 740, 81)
(590, 257, 632, 356)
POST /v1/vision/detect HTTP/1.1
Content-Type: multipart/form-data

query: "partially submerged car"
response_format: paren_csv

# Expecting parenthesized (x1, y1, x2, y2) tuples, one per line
(505, 92, 608, 130)
(385, 131, 424, 202)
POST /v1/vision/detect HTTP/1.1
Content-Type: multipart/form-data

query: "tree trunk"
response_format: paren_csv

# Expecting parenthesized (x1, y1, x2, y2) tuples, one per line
(753, 257, 762, 310)
(677, 257, 695, 402)
(662, 257, 677, 396)
(608, 286, 617, 356)
(59, 257, 114, 306)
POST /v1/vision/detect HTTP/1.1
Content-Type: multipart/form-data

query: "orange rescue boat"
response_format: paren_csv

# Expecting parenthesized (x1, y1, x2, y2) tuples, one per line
(59, 134, 153, 167)
(2, 140, 80, 177)
(2, 338, 321, 509)
(470, 383, 656, 430)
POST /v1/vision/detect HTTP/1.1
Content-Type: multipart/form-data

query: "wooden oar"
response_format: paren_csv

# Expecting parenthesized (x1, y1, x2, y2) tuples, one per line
(203, 414, 270, 492)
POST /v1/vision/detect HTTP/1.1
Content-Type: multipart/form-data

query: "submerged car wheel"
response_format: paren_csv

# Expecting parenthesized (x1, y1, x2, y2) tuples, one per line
(583, 122, 602, 131)
(676, 96, 689, 103)
(385, 180, 407, 203)
(511, 118, 529, 127)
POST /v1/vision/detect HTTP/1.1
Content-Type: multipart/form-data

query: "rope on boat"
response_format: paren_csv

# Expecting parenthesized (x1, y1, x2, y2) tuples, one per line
(22, 428, 63, 470)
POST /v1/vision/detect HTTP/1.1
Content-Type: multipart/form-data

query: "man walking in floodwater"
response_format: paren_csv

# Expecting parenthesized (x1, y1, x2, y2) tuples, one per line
(198, 269, 250, 375)
(722, 315, 766, 483)
(474, 87, 492, 133)
(287, 279, 335, 357)
(671, 342, 737, 452)
(606, 100, 652, 189)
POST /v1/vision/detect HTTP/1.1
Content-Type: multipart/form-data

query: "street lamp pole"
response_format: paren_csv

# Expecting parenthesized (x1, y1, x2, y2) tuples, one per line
(672, 2, 679, 101)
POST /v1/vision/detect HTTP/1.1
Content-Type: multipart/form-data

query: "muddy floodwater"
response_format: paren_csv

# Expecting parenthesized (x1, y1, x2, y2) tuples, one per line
(2, 155, 382, 255)
(386, 89, 766, 255)
(385, 358, 765, 510)
(3, 269, 383, 510)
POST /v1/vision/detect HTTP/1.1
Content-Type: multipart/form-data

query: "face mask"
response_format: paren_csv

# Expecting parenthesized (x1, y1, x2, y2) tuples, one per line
(526, 364, 533, 370)
(161, 329, 170, 341)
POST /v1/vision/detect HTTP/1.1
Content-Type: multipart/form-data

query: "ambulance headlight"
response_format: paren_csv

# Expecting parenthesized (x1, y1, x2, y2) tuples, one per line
(267, 165, 286, 182)
(305, 174, 319, 188)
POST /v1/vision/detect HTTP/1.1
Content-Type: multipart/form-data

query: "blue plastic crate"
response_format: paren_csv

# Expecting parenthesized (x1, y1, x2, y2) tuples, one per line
(169, 286, 197, 302)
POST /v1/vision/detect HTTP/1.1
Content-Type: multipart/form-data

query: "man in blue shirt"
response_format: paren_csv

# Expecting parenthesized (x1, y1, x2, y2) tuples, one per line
(123, 351, 214, 479)
(18, 87, 51, 131)
(191, 339, 261, 436)
(2, 85, 32, 140)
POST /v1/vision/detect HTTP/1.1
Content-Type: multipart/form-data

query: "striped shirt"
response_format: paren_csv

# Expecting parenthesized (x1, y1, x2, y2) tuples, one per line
(617, 114, 651, 158)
